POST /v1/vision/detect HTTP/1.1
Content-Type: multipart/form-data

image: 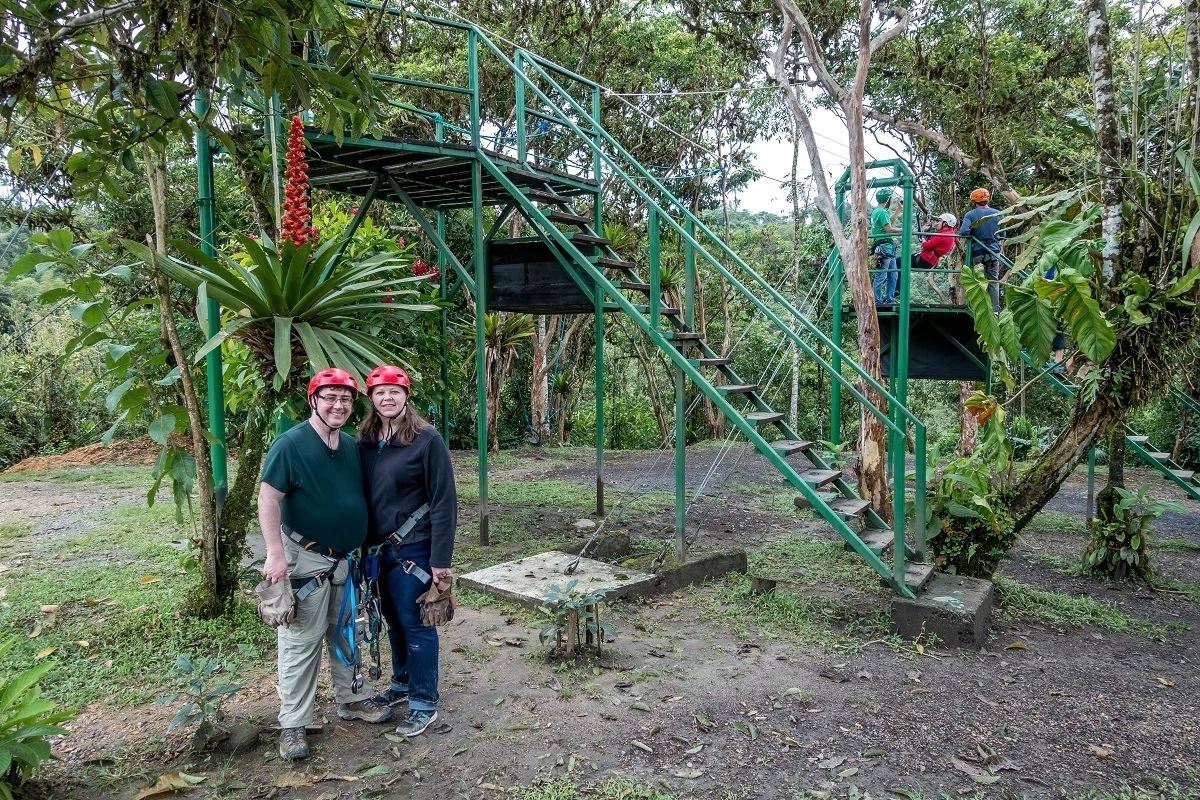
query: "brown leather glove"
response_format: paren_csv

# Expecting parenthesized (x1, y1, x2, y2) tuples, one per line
(417, 577, 455, 627)
(254, 578, 296, 627)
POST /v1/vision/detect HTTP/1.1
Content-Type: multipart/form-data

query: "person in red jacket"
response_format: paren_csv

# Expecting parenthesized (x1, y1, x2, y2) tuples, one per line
(909, 213, 958, 270)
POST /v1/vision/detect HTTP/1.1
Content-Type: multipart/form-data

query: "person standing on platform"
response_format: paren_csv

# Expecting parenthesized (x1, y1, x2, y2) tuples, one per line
(959, 188, 1007, 312)
(258, 368, 394, 762)
(909, 213, 958, 272)
(359, 365, 458, 738)
(871, 189, 904, 305)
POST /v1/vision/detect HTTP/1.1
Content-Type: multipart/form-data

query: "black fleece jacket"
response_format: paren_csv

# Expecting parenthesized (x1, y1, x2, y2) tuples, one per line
(358, 426, 457, 568)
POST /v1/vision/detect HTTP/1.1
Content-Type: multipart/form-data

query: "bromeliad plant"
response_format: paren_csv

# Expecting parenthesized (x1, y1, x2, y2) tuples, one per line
(1082, 484, 1184, 583)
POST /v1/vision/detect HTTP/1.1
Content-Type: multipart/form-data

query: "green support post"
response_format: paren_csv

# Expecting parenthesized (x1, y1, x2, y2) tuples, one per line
(592, 86, 603, 225)
(648, 208, 660, 329)
(195, 95, 227, 508)
(469, 32, 489, 545)
(515, 52, 526, 164)
(674, 352, 686, 563)
(595, 282, 605, 516)
(437, 121, 450, 443)
(684, 219, 696, 329)
(892, 179, 915, 573)
(1086, 446, 1097, 525)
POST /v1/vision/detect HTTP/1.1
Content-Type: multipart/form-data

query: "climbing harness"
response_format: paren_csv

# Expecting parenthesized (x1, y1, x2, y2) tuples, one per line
(361, 549, 385, 681)
(332, 552, 363, 693)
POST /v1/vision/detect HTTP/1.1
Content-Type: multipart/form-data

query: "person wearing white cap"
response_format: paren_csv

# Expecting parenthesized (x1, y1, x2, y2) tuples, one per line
(909, 213, 958, 271)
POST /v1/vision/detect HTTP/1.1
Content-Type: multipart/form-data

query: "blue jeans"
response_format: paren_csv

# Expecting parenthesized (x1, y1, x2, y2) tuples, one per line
(380, 539, 439, 711)
(872, 245, 897, 304)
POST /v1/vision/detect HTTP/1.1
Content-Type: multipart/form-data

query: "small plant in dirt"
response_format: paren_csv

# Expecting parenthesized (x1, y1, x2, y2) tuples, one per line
(156, 654, 243, 752)
(0, 638, 74, 800)
(538, 581, 615, 658)
(1082, 484, 1183, 582)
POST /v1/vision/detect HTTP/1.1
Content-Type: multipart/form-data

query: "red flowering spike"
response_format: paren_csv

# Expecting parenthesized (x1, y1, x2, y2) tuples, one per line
(281, 115, 312, 248)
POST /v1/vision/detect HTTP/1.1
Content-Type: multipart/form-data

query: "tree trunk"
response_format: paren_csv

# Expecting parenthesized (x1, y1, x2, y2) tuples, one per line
(789, 123, 802, 430)
(1088, 0, 1125, 284)
(144, 146, 221, 618)
(1096, 424, 1126, 522)
(530, 315, 552, 445)
(1172, 409, 1191, 463)
(956, 381, 980, 456)
(214, 399, 270, 604)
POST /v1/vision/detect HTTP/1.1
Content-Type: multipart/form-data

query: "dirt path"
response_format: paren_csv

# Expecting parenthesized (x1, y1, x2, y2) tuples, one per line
(6, 452, 1197, 799)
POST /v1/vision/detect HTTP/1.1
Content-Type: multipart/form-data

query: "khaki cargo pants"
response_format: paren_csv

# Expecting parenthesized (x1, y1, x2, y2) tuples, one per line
(277, 537, 372, 729)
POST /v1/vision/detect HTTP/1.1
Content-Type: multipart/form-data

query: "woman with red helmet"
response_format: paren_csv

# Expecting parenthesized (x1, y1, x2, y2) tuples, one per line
(358, 364, 457, 738)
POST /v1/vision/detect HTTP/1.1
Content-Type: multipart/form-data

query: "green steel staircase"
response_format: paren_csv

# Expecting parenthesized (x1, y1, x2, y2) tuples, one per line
(304, 4, 932, 597)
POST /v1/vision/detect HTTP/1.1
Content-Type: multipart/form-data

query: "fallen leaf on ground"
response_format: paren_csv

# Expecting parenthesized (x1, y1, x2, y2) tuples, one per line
(1087, 744, 1113, 759)
(1155, 677, 1174, 687)
(631, 701, 651, 712)
(673, 769, 704, 778)
(34, 647, 56, 659)
(274, 771, 313, 788)
(139, 575, 161, 585)
(75, 640, 89, 648)
(39, 604, 59, 613)
(818, 756, 846, 770)
(837, 767, 859, 779)
(631, 740, 653, 753)
(27, 623, 41, 639)
(360, 764, 392, 777)
(1004, 641, 1027, 650)
(950, 755, 993, 779)
(133, 772, 206, 799)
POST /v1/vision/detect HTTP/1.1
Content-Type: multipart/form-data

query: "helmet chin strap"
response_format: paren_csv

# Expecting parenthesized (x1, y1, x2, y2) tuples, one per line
(311, 399, 347, 448)
(376, 396, 409, 443)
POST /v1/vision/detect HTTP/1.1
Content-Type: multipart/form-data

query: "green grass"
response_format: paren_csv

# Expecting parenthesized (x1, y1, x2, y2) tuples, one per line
(1024, 549, 1085, 575)
(0, 499, 273, 709)
(511, 778, 676, 800)
(688, 534, 897, 652)
(993, 576, 1181, 639)
(0, 465, 153, 489)
(456, 478, 673, 514)
(1024, 510, 1089, 536)
(1066, 775, 1200, 800)
(1156, 537, 1200, 553)
(0, 520, 35, 540)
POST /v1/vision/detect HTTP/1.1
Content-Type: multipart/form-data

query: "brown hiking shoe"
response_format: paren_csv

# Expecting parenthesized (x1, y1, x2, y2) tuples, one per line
(337, 698, 393, 723)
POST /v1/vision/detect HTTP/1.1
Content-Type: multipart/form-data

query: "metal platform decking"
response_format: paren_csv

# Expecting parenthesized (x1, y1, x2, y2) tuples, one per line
(304, 130, 599, 210)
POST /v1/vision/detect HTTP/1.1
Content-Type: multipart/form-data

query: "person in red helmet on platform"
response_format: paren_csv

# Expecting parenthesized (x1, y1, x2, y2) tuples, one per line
(258, 367, 393, 762)
(358, 364, 457, 738)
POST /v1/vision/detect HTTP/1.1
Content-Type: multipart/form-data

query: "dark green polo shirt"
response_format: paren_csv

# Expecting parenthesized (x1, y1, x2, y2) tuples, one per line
(260, 422, 368, 555)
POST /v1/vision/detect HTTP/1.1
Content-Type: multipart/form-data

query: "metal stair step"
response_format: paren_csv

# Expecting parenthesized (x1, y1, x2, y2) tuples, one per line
(831, 498, 872, 519)
(665, 331, 703, 341)
(617, 281, 651, 292)
(1170, 469, 1196, 481)
(794, 492, 836, 511)
(524, 189, 571, 206)
(549, 210, 592, 226)
(1147, 451, 1171, 461)
(695, 357, 732, 367)
(857, 527, 894, 554)
(595, 256, 636, 271)
(570, 233, 611, 247)
(770, 439, 813, 457)
(744, 411, 783, 426)
(1126, 435, 1150, 444)
(505, 167, 554, 185)
(798, 468, 841, 488)
(904, 563, 935, 592)
(629, 304, 681, 316)
(718, 383, 758, 395)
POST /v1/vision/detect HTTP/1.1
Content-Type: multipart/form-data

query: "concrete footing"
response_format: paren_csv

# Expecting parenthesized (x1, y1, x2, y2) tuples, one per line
(457, 547, 747, 610)
(890, 572, 993, 650)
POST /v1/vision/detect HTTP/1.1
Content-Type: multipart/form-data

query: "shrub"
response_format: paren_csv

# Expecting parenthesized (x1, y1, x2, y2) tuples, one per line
(1082, 484, 1183, 582)
(926, 454, 1016, 578)
(0, 638, 74, 799)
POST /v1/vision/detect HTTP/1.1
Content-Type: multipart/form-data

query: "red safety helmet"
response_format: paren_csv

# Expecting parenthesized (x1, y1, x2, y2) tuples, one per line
(366, 364, 412, 392)
(307, 367, 359, 401)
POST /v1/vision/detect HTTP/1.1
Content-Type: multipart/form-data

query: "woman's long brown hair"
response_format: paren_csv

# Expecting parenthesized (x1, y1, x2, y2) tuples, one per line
(358, 389, 431, 446)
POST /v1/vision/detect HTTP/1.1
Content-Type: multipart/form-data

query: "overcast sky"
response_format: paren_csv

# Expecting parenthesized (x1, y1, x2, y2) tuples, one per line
(734, 105, 909, 215)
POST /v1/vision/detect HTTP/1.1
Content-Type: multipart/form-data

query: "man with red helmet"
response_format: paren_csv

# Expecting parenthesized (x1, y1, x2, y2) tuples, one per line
(257, 367, 393, 761)
(358, 364, 457, 738)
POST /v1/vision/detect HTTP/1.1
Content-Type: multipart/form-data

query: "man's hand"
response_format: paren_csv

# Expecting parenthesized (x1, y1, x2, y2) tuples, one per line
(264, 551, 289, 584)
(431, 567, 453, 584)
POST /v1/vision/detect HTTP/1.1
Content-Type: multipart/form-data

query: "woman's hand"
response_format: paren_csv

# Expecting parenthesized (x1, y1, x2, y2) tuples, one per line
(432, 567, 454, 584)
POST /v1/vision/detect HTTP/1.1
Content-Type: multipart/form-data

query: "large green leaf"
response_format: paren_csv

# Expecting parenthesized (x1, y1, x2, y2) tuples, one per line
(997, 309, 1021, 367)
(1006, 285, 1058, 366)
(1035, 269, 1116, 362)
(961, 265, 1001, 352)
(273, 316, 294, 379)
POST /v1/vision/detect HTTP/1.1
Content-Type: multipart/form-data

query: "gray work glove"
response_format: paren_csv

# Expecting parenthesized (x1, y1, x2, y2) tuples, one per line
(417, 577, 455, 627)
(254, 578, 296, 627)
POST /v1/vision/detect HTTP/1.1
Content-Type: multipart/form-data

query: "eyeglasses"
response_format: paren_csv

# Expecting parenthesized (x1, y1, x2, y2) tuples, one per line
(317, 394, 355, 407)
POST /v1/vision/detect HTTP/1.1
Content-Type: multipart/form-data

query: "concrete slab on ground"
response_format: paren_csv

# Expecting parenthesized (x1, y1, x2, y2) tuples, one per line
(458, 551, 657, 609)
(890, 571, 994, 650)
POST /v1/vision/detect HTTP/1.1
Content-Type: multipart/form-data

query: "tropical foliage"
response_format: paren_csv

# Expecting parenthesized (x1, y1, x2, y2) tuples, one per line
(0, 639, 74, 799)
(1082, 485, 1185, 583)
